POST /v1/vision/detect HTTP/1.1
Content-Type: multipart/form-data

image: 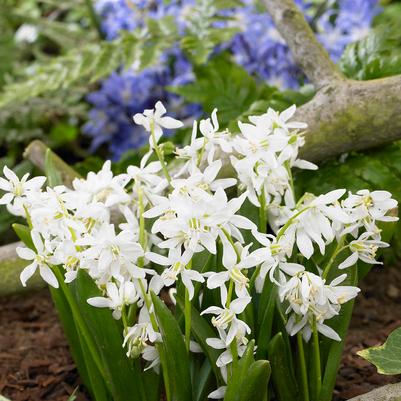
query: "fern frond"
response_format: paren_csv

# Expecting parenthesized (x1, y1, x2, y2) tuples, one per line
(0, 16, 178, 108)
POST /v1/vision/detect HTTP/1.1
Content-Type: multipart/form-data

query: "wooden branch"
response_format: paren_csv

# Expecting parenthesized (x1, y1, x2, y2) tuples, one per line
(24, 139, 81, 187)
(263, 0, 401, 162)
(262, 0, 344, 88)
(298, 75, 401, 162)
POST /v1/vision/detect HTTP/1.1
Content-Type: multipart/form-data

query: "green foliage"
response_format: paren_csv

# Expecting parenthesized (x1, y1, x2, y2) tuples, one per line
(181, 0, 242, 64)
(295, 142, 401, 260)
(0, 16, 178, 108)
(340, 23, 401, 80)
(151, 292, 192, 401)
(170, 55, 314, 129)
(358, 327, 401, 375)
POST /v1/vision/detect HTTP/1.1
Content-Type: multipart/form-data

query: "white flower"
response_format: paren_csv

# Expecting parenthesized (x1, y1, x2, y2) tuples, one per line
(248, 105, 307, 134)
(133, 101, 183, 148)
(72, 161, 130, 207)
(279, 270, 359, 341)
(0, 166, 46, 214)
(123, 307, 161, 363)
(282, 190, 349, 259)
(201, 297, 251, 346)
(338, 232, 389, 269)
(199, 109, 233, 164)
(171, 160, 236, 197)
(127, 152, 167, 195)
(343, 190, 398, 223)
(87, 281, 139, 319)
(17, 230, 58, 288)
(146, 248, 204, 300)
(78, 224, 144, 283)
(206, 243, 262, 304)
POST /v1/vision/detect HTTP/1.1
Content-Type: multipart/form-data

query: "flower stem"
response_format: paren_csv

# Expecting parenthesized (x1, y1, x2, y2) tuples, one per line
(137, 185, 147, 264)
(297, 332, 310, 401)
(258, 191, 267, 234)
(312, 317, 322, 401)
(276, 206, 310, 240)
(23, 204, 33, 230)
(150, 121, 171, 184)
(322, 238, 348, 279)
(184, 286, 191, 353)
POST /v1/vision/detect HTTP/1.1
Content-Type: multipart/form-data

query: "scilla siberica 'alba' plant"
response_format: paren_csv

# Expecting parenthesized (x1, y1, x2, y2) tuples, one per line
(1, 102, 397, 401)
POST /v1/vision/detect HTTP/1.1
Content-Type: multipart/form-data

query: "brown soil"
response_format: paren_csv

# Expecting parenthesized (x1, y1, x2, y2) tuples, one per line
(1, 267, 401, 401)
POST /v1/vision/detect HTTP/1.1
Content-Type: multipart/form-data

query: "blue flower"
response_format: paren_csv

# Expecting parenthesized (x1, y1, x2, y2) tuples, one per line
(84, 0, 380, 159)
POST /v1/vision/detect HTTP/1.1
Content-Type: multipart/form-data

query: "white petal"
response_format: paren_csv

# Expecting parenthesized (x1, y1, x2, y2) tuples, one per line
(16, 246, 35, 260)
(296, 231, 314, 259)
(159, 116, 183, 129)
(338, 252, 358, 269)
(20, 262, 38, 287)
(87, 296, 112, 308)
(39, 264, 59, 288)
(317, 323, 341, 341)
(208, 386, 227, 399)
(220, 232, 237, 269)
(0, 192, 14, 205)
(230, 296, 251, 314)
(146, 252, 171, 266)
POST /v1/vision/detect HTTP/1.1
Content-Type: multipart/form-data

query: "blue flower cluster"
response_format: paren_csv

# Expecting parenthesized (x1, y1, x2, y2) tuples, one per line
(83, 0, 380, 159)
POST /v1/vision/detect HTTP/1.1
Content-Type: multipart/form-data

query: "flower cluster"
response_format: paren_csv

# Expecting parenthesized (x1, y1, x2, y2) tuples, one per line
(84, 0, 379, 158)
(2, 102, 396, 398)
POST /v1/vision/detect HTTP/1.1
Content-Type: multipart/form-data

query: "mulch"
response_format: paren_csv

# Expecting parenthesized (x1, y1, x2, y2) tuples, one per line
(1, 266, 401, 401)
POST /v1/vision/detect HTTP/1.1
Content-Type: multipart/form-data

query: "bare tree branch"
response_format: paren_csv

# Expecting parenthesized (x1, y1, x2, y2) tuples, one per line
(263, 0, 401, 162)
(24, 140, 81, 187)
(298, 75, 401, 162)
(262, 0, 344, 88)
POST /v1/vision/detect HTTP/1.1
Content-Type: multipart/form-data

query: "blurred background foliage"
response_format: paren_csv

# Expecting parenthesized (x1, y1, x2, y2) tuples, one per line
(1, 0, 401, 259)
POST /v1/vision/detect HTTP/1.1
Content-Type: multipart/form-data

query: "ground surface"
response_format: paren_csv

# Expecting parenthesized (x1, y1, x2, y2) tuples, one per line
(1, 267, 401, 401)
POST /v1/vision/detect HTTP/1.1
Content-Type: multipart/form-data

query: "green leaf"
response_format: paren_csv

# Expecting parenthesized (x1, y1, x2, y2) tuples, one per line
(224, 340, 255, 401)
(67, 269, 144, 401)
(238, 360, 271, 401)
(12, 223, 34, 249)
(358, 327, 401, 375)
(319, 266, 358, 401)
(169, 54, 265, 126)
(194, 359, 215, 401)
(267, 333, 299, 401)
(151, 292, 192, 401)
(340, 23, 401, 80)
(181, 0, 241, 64)
(176, 296, 222, 381)
(256, 279, 277, 359)
(0, 17, 178, 108)
(49, 272, 110, 401)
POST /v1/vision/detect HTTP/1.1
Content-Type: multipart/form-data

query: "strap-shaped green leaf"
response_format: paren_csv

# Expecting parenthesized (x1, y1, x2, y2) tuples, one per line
(176, 296, 223, 382)
(224, 340, 255, 401)
(319, 266, 358, 401)
(238, 360, 271, 401)
(358, 327, 401, 375)
(68, 269, 144, 401)
(12, 223, 34, 250)
(256, 278, 277, 359)
(151, 292, 192, 401)
(267, 333, 299, 401)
